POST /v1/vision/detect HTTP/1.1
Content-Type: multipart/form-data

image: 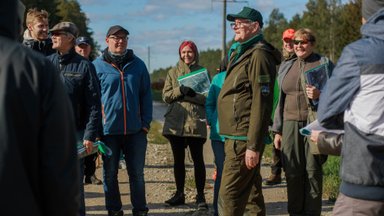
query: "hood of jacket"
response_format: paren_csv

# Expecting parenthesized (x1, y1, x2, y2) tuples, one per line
(0, 0, 18, 40)
(361, 8, 384, 41)
(256, 40, 282, 66)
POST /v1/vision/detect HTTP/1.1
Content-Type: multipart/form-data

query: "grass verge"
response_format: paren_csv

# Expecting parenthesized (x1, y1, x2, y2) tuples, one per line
(148, 121, 169, 144)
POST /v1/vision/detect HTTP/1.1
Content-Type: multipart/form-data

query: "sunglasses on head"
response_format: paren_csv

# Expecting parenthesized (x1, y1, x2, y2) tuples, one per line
(293, 40, 310, 45)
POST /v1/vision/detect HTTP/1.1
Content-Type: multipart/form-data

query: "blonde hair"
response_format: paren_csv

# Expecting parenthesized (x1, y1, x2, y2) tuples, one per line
(25, 8, 49, 25)
(294, 28, 316, 44)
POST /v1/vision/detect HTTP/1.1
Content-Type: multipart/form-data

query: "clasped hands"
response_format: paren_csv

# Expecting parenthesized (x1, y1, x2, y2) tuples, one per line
(180, 85, 196, 97)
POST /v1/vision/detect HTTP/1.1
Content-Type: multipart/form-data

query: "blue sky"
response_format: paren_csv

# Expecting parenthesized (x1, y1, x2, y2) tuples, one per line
(76, 0, 335, 72)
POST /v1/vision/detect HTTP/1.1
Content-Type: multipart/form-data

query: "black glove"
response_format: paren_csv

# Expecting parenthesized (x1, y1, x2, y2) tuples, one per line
(179, 85, 196, 97)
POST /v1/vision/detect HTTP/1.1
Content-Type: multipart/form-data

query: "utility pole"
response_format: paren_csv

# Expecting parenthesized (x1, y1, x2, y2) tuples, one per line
(222, 0, 227, 59)
(147, 46, 150, 73)
(212, 0, 248, 59)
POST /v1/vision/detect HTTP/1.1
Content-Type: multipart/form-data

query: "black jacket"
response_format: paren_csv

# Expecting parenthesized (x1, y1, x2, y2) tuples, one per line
(23, 36, 55, 56)
(47, 49, 102, 141)
(0, 1, 79, 215)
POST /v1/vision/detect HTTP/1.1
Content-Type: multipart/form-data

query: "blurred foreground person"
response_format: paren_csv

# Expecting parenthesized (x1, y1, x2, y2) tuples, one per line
(318, 1, 384, 215)
(0, 1, 79, 215)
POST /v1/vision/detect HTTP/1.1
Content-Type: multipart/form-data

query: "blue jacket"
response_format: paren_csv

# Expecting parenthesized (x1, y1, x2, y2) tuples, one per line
(206, 72, 226, 142)
(318, 9, 384, 201)
(93, 52, 152, 135)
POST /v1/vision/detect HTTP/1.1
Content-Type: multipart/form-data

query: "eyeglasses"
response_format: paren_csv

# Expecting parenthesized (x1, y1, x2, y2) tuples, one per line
(109, 35, 128, 42)
(51, 32, 67, 37)
(293, 40, 310, 45)
(230, 21, 252, 28)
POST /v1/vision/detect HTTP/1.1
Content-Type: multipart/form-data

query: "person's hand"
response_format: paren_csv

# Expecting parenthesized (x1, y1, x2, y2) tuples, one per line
(274, 133, 282, 150)
(83, 140, 94, 154)
(142, 127, 149, 134)
(179, 85, 196, 97)
(306, 85, 320, 100)
(310, 130, 321, 143)
(245, 149, 260, 170)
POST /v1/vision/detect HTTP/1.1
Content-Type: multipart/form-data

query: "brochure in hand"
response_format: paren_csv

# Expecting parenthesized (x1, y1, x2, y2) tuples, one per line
(177, 68, 211, 95)
(77, 140, 112, 159)
(304, 63, 329, 91)
(300, 120, 344, 136)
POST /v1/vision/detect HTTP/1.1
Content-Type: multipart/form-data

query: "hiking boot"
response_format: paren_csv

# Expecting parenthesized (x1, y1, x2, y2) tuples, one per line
(108, 210, 123, 216)
(196, 194, 208, 210)
(265, 174, 282, 185)
(85, 175, 103, 185)
(165, 191, 185, 206)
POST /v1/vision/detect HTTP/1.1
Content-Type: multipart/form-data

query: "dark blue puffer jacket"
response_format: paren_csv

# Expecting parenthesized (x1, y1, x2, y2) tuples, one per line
(47, 49, 101, 141)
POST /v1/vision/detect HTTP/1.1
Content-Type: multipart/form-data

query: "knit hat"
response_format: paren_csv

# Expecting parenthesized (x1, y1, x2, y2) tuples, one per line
(282, 28, 295, 40)
(106, 25, 129, 37)
(362, 0, 384, 20)
(227, 7, 264, 28)
(50, 22, 79, 37)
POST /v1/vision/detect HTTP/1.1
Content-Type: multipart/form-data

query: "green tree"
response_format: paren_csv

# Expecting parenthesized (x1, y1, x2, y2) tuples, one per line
(21, 0, 62, 27)
(264, 8, 289, 50)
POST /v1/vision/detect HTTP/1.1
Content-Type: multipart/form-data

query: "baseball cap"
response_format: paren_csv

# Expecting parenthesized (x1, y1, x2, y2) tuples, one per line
(76, 36, 91, 46)
(106, 25, 129, 37)
(227, 7, 264, 28)
(50, 22, 79, 37)
(282, 28, 295, 40)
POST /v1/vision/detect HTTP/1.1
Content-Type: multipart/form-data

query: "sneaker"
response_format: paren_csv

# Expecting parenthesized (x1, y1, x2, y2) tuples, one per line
(165, 191, 185, 206)
(265, 174, 282, 185)
(119, 160, 126, 169)
(108, 210, 123, 216)
(196, 194, 208, 210)
(90, 175, 103, 185)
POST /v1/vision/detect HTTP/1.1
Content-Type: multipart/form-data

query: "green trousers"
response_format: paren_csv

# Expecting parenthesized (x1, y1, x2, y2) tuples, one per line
(218, 139, 265, 216)
(282, 120, 326, 216)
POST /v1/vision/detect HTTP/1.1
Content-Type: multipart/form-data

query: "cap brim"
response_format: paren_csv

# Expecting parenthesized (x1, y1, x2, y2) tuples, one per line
(227, 14, 246, 21)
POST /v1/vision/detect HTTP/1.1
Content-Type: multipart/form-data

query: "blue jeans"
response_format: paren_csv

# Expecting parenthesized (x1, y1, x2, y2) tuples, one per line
(102, 131, 148, 214)
(211, 140, 225, 216)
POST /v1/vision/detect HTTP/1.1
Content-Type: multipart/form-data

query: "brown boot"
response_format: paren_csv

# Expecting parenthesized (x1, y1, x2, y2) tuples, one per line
(265, 174, 282, 185)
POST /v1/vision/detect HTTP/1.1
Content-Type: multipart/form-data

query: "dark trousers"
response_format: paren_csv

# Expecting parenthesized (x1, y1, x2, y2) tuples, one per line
(167, 135, 206, 195)
(84, 153, 97, 178)
(271, 144, 282, 175)
(281, 120, 325, 216)
(218, 139, 265, 216)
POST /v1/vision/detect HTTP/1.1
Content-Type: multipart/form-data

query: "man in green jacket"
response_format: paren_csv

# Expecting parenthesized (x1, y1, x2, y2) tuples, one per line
(217, 7, 281, 216)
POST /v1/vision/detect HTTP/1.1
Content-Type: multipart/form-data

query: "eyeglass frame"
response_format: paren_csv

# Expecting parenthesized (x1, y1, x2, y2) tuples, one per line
(229, 20, 254, 28)
(108, 35, 128, 42)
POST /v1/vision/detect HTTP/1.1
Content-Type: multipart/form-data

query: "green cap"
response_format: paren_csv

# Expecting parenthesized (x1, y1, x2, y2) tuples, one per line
(227, 6, 264, 28)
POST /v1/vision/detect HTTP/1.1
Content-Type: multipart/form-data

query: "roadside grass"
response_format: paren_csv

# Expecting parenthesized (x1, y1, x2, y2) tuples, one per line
(148, 120, 168, 144)
(323, 156, 341, 201)
(152, 89, 162, 102)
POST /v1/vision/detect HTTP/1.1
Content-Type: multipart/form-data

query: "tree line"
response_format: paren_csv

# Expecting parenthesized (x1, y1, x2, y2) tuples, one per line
(152, 0, 362, 82)
(21, 0, 362, 82)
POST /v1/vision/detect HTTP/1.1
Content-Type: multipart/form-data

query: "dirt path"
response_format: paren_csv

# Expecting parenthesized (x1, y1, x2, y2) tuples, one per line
(84, 102, 334, 215)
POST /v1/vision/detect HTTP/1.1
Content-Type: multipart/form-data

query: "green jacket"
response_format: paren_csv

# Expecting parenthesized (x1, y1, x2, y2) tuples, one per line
(162, 60, 207, 138)
(217, 37, 281, 151)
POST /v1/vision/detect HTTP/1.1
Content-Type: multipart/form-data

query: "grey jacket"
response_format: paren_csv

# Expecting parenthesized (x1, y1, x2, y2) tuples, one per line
(318, 8, 384, 201)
